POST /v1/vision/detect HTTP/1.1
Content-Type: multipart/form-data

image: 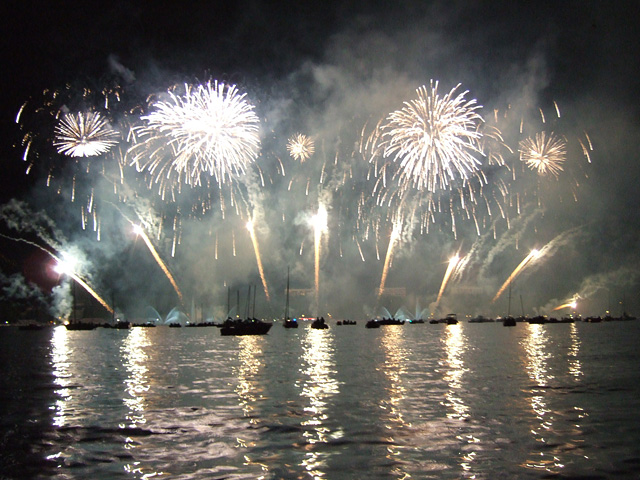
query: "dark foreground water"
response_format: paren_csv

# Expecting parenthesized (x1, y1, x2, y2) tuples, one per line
(1, 320, 640, 479)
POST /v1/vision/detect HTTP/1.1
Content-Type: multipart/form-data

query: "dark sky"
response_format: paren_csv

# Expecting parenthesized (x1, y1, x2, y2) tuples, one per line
(1, 1, 639, 320)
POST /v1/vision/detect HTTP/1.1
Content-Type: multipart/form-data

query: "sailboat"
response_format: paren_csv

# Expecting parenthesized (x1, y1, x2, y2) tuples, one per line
(283, 267, 298, 328)
(220, 285, 272, 336)
(502, 282, 516, 327)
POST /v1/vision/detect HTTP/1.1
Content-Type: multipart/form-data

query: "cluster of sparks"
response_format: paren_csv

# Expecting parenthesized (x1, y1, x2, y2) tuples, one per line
(129, 81, 260, 189)
(381, 81, 484, 193)
(53, 111, 119, 158)
(9, 74, 597, 317)
(519, 132, 567, 178)
(287, 133, 315, 162)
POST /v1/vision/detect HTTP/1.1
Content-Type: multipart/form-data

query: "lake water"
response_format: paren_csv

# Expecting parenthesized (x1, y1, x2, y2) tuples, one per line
(1, 320, 639, 479)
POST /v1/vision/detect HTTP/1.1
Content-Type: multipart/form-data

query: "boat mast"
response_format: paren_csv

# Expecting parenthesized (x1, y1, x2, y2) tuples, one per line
(245, 286, 251, 319)
(507, 281, 512, 317)
(72, 278, 77, 323)
(252, 284, 257, 318)
(285, 266, 290, 320)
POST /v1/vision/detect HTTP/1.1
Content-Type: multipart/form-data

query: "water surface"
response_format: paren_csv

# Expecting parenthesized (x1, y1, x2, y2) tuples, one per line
(1, 320, 639, 479)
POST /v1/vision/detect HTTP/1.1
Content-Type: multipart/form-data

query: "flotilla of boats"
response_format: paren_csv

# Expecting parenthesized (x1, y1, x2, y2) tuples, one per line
(11, 311, 636, 335)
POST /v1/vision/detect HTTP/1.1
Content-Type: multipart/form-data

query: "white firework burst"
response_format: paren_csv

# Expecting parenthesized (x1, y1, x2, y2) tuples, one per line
(381, 80, 484, 193)
(130, 80, 261, 186)
(287, 133, 315, 162)
(519, 131, 566, 177)
(53, 112, 119, 157)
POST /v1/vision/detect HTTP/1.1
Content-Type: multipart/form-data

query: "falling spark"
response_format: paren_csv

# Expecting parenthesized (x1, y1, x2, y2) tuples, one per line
(246, 219, 271, 302)
(53, 112, 119, 157)
(492, 249, 540, 303)
(436, 255, 460, 306)
(133, 224, 183, 303)
(232, 229, 236, 256)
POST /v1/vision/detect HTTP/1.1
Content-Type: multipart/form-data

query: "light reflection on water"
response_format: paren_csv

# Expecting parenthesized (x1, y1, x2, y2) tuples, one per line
(234, 335, 264, 420)
(121, 327, 151, 429)
(378, 325, 410, 479)
(442, 324, 482, 477)
(568, 322, 583, 380)
(50, 325, 72, 428)
(299, 327, 340, 478)
(1, 321, 638, 479)
(442, 324, 469, 420)
(520, 322, 589, 475)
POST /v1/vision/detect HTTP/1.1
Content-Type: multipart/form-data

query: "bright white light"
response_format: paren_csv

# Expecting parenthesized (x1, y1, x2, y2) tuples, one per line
(54, 255, 77, 275)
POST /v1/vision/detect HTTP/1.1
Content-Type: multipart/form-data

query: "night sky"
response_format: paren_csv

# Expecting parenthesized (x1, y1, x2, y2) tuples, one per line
(1, 1, 639, 321)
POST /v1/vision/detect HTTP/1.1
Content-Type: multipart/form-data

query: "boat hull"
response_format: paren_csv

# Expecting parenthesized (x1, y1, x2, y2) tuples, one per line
(220, 320, 272, 336)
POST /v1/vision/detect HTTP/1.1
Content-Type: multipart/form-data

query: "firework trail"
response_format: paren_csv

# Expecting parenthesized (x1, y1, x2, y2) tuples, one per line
(378, 216, 402, 299)
(54, 256, 114, 315)
(133, 223, 184, 304)
(436, 255, 460, 306)
(312, 205, 328, 315)
(492, 249, 540, 303)
(0, 230, 114, 316)
(287, 133, 315, 162)
(129, 80, 260, 189)
(519, 131, 566, 177)
(246, 219, 271, 302)
(381, 80, 484, 193)
(553, 298, 578, 311)
(53, 111, 119, 157)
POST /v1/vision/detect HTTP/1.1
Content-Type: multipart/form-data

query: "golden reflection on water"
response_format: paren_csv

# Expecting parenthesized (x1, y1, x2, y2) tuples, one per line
(300, 327, 340, 479)
(568, 322, 583, 380)
(231, 335, 269, 479)
(235, 335, 264, 421)
(50, 325, 72, 428)
(442, 324, 479, 476)
(443, 324, 469, 420)
(378, 326, 410, 479)
(120, 329, 166, 479)
(520, 323, 587, 473)
(120, 327, 151, 429)
(521, 324, 554, 459)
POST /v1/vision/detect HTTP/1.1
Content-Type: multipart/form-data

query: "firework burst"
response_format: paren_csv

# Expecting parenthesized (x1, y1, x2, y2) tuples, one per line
(129, 80, 261, 188)
(287, 133, 315, 162)
(381, 80, 484, 193)
(519, 131, 567, 177)
(53, 111, 120, 157)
